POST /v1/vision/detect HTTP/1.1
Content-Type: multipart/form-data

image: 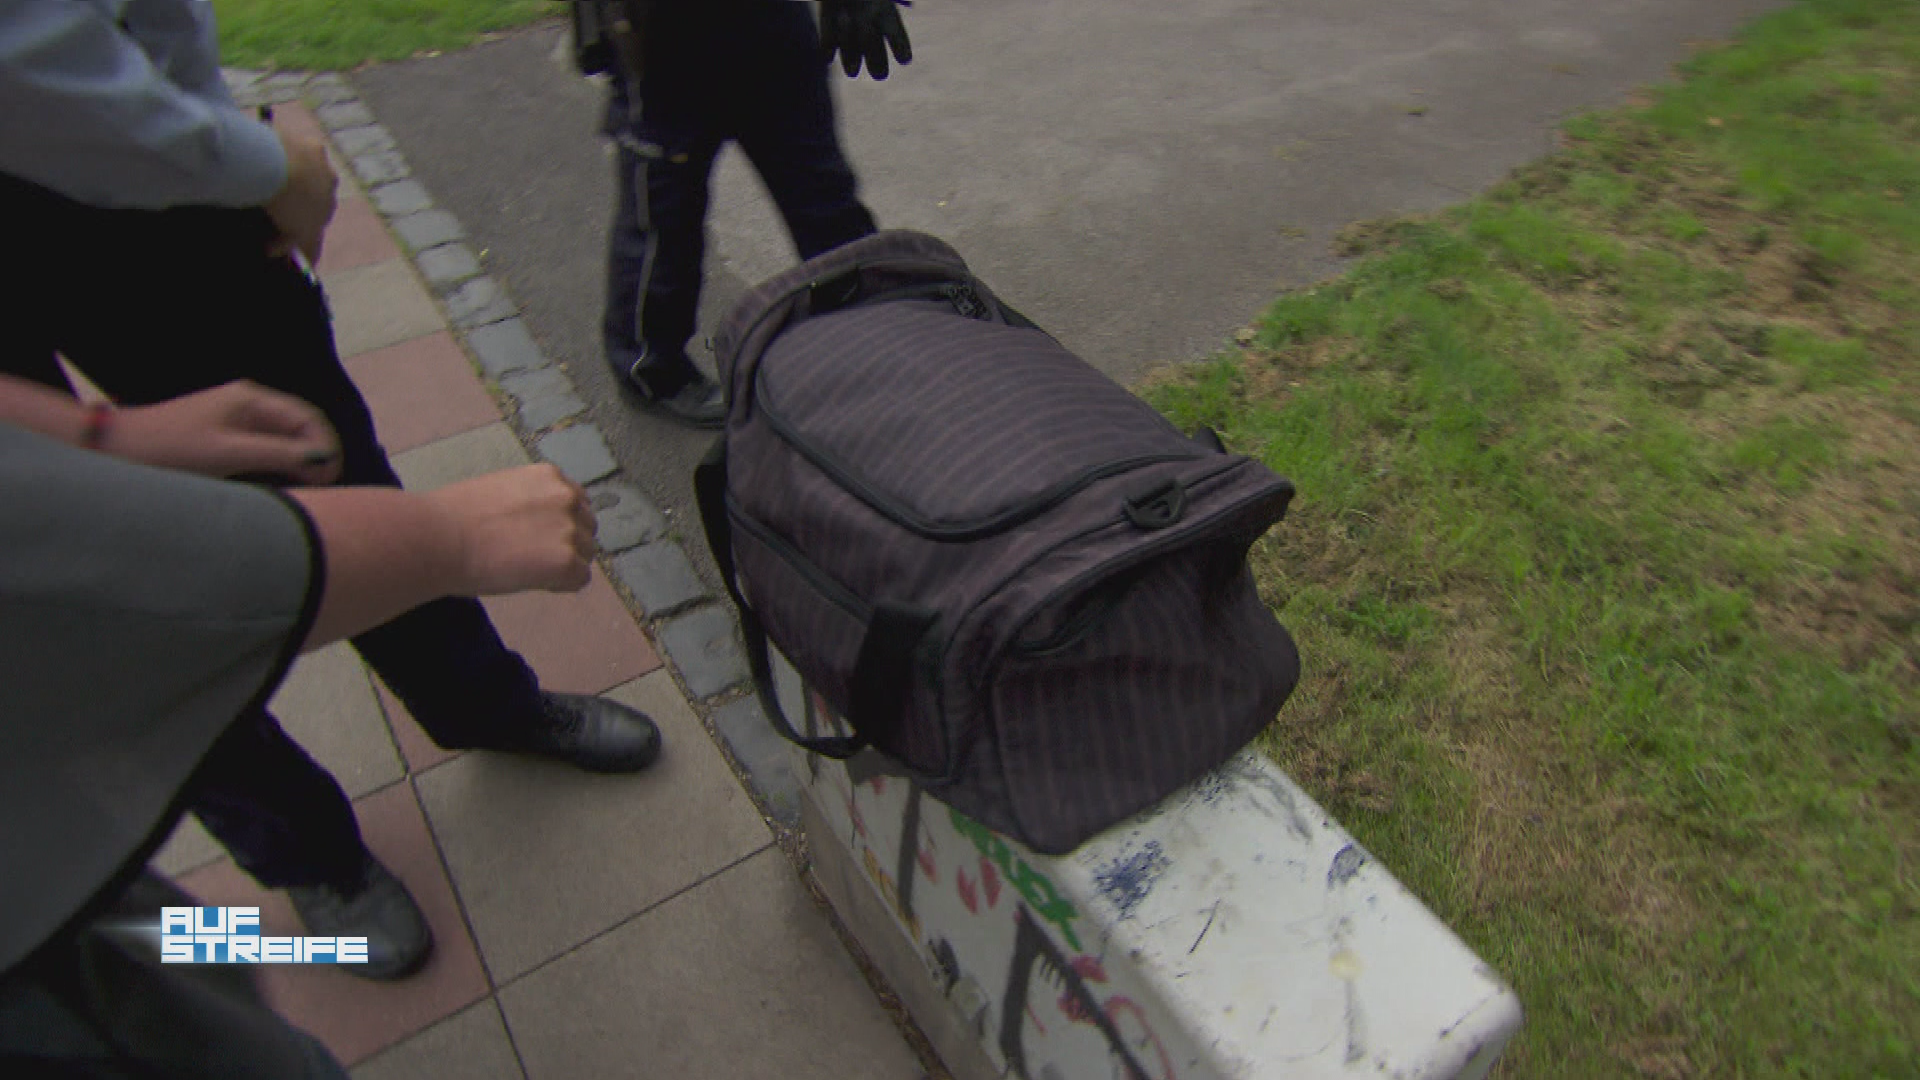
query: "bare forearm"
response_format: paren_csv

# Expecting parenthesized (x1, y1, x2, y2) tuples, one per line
(285, 464, 595, 650)
(287, 488, 467, 650)
(0, 375, 342, 483)
(0, 373, 94, 446)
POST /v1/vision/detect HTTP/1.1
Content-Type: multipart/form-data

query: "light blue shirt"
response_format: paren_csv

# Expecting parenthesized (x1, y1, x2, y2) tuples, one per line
(0, 0, 287, 209)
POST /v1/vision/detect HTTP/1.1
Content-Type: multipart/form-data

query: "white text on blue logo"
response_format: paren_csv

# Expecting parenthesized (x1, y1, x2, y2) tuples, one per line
(159, 906, 369, 965)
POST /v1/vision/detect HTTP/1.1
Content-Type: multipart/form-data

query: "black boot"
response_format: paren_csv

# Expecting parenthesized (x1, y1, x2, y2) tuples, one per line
(501, 692, 663, 774)
(288, 855, 434, 982)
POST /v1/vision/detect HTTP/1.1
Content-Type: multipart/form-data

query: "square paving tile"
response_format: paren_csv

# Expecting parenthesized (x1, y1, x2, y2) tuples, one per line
(375, 678, 461, 775)
(392, 423, 529, 491)
(481, 566, 661, 695)
(271, 642, 405, 799)
(413, 671, 769, 983)
(336, 164, 367, 204)
(318, 195, 403, 275)
(352, 1000, 524, 1080)
(151, 814, 224, 877)
(323, 260, 443, 358)
(173, 784, 491, 1068)
(344, 331, 501, 453)
(498, 849, 920, 1080)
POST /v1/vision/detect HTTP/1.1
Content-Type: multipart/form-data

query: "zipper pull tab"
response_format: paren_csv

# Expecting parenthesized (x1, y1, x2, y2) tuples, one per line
(942, 282, 986, 320)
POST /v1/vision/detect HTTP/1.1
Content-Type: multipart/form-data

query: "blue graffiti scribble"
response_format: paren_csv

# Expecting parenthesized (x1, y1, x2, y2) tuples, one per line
(1093, 841, 1171, 919)
(1190, 767, 1235, 806)
(1327, 842, 1369, 888)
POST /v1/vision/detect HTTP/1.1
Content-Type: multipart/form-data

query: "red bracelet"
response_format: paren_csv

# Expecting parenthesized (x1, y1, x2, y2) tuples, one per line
(80, 400, 114, 450)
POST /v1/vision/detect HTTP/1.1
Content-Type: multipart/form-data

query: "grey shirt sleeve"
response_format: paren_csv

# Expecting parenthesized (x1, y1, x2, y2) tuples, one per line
(0, 423, 322, 972)
(0, 0, 288, 209)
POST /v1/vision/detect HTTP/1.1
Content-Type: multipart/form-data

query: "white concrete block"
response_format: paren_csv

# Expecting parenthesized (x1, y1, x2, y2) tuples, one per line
(773, 649, 1521, 1079)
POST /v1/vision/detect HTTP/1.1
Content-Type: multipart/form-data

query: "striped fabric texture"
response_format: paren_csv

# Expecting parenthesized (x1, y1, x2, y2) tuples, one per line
(711, 232, 1301, 854)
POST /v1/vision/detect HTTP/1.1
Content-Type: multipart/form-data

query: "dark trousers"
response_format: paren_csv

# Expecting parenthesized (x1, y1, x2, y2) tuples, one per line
(1, 873, 349, 1078)
(0, 174, 544, 890)
(603, 0, 877, 384)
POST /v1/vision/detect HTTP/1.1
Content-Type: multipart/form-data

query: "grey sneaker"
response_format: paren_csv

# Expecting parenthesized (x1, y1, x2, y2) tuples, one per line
(613, 351, 726, 429)
(288, 856, 434, 982)
(645, 373, 727, 429)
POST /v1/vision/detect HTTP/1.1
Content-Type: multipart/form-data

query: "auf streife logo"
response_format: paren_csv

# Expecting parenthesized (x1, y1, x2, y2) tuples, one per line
(160, 907, 370, 965)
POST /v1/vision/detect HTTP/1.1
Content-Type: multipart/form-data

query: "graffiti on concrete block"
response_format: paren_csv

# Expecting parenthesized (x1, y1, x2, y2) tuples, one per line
(1001, 905, 1154, 1080)
(1090, 841, 1170, 921)
(797, 688, 1194, 1080)
(949, 807, 1084, 951)
(1327, 842, 1370, 888)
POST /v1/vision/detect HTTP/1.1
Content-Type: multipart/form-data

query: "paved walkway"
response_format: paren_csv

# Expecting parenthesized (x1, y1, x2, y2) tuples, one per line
(150, 94, 924, 1079)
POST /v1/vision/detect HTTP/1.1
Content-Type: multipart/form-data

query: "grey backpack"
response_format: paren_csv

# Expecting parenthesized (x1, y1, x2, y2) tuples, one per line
(696, 231, 1299, 853)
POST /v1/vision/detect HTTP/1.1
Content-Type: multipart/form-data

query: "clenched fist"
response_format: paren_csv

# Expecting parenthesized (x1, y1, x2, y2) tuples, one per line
(425, 464, 600, 596)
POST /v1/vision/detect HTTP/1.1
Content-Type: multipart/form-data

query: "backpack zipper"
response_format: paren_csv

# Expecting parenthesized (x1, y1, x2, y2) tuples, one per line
(941, 281, 986, 319)
(994, 471, 1289, 668)
(726, 496, 871, 623)
(1007, 565, 1151, 657)
(752, 386, 1207, 543)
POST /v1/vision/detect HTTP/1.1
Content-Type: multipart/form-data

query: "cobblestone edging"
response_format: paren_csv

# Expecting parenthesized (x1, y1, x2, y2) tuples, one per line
(228, 69, 795, 828)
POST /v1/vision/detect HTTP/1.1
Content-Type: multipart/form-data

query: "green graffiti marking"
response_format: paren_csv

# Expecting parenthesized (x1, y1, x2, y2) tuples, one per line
(949, 808, 1082, 951)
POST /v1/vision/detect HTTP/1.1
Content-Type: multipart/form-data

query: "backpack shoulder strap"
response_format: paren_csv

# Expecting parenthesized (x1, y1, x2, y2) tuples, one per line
(694, 439, 941, 763)
(693, 440, 866, 758)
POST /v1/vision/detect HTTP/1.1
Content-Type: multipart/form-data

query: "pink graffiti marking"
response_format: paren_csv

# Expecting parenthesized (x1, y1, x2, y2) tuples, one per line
(917, 842, 938, 883)
(847, 793, 867, 839)
(1072, 956, 1109, 983)
(1055, 959, 1108, 1023)
(1106, 996, 1178, 1080)
(957, 868, 979, 914)
(1026, 1002, 1050, 1037)
(981, 858, 1004, 908)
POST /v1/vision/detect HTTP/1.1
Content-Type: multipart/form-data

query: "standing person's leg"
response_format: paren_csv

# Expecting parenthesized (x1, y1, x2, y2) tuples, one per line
(601, 47, 726, 426)
(0, 180, 660, 977)
(0, 187, 547, 747)
(0, 195, 442, 977)
(0, 191, 435, 979)
(187, 713, 368, 894)
(733, 0, 878, 261)
(1, 874, 354, 1078)
(186, 711, 435, 981)
(5, 192, 653, 766)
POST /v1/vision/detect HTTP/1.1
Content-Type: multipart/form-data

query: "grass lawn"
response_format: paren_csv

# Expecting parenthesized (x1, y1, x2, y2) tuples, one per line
(1145, 0, 1918, 1074)
(212, 0, 554, 71)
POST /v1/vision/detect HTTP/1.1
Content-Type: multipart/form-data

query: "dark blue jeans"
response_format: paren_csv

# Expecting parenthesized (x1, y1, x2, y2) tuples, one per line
(603, 0, 877, 387)
(0, 174, 545, 890)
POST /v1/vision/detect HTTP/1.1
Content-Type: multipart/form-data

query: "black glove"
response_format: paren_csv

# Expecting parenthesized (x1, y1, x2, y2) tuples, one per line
(819, 0, 912, 81)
